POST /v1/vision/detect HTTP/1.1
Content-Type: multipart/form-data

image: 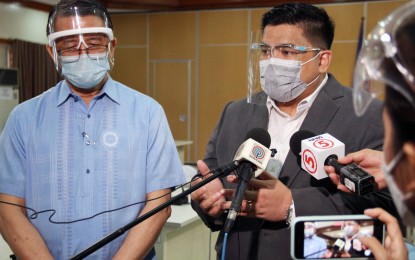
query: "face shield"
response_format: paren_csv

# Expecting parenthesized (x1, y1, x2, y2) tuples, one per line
(47, 6, 115, 76)
(247, 30, 264, 105)
(353, 1, 415, 116)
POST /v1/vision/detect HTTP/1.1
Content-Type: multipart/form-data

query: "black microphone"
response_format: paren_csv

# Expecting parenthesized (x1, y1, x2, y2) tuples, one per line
(223, 128, 271, 233)
(289, 130, 375, 196)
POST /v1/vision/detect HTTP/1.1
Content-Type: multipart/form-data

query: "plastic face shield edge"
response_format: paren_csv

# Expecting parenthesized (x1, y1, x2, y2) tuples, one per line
(247, 30, 265, 105)
(353, 1, 415, 116)
(47, 6, 115, 74)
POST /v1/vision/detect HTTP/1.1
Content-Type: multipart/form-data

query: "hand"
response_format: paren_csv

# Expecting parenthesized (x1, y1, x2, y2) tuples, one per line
(324, 149, 385, 192)
(222, 171, 292, 221)
(358, 208, 408, 260)
(190, 160, 227, 217)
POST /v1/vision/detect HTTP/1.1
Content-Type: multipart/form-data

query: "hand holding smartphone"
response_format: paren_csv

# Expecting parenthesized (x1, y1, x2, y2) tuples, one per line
(291, 215, 385, 259)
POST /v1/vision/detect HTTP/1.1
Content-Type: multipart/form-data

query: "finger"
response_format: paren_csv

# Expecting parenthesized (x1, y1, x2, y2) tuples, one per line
(221, 189, 235, 198)
(197, 160, 211, 175)
(190, 186, 207, 201)
(337, 184, 352, 193)
(364, 208, 404, 240)
(248, 178, 275, 190)
(337, 153, 357, 164)
(257, 171, 277, 180)
(324, 165, 336, 175)
(199, 191, 225, 211)
(244, 190, 259, 202)
(226, 175, 238, 183)
(328, 172, 340, 185)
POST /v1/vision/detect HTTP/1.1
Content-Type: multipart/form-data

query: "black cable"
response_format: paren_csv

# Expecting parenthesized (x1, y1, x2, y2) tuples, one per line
(0, 172, 210, 225)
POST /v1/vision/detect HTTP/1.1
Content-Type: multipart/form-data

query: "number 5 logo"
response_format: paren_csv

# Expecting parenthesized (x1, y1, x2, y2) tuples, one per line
(302, 149, 317, 174)
(313, 139, 334, 149)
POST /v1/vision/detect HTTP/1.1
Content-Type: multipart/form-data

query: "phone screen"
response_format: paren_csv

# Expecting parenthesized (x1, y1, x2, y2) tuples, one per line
(292, 216, 384, 259)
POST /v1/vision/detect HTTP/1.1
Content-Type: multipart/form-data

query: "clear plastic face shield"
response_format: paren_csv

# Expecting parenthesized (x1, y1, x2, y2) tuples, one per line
(353, 1, 415, 116)
(247, 30, 321, 104)
(47, 6, 115, 76)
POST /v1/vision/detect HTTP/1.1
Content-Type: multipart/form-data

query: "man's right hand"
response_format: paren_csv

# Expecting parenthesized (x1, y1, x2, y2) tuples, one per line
(190, 160, 227, 217)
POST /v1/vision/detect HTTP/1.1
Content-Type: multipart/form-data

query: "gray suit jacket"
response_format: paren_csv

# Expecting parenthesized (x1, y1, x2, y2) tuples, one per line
(192, 74, 395, 259)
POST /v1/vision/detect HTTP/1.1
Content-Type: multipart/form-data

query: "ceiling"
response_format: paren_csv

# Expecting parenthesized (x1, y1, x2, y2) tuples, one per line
(1, 0, 375, 13)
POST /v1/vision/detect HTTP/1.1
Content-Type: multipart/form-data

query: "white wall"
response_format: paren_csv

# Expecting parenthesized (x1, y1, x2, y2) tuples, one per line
(0, 239, 13, 260)
(0, 2, 49, 44)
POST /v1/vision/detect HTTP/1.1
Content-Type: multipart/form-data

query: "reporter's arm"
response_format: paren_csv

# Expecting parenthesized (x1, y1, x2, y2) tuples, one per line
(0, 193, 53, 260)
(113, 188, 171, 260)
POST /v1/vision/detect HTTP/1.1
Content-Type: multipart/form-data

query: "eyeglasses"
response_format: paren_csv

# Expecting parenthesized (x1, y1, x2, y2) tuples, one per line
(57, 45, 109, 63)
(253, 43, 321, 60)
(54, 33, 110, 63)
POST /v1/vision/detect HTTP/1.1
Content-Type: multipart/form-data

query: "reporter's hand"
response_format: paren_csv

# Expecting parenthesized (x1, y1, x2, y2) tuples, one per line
(324, 149, 386, 192)
(190, 160, 227, 217)
(222, 171, 292, 222)
(358, 208, 408, 260)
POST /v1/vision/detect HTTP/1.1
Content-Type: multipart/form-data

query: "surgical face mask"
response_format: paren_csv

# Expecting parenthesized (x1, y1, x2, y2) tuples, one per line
(259, 53, 320, 102)
(304, 228, 314, 238)
(61, 53, 110, 89)
(382, 151, 415, 227)
(343, 225, 355, 237)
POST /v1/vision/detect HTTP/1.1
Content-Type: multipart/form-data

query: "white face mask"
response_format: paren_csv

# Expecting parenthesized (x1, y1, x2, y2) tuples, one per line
(259, 52, 320, 102)
(304, 228, 314, 238)
(343, 225, 355, 237)
(382, 150, 415, 227)
(61, 53, 110, 89)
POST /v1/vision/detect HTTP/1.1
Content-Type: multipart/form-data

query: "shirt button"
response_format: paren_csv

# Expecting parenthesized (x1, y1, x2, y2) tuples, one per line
(86, 141, 91, 145)
(87, 114, 91, 118)
(86, 169, 90, 174)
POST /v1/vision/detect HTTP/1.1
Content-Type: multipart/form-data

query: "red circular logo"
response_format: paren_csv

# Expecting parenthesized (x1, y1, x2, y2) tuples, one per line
(313, 139, 334, 149)
(302, 149, 317, 174)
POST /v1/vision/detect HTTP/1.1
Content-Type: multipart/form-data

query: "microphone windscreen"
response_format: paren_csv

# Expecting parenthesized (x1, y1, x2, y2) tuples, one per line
(245, 128, 271, 148)
(289, 130, 316, 157)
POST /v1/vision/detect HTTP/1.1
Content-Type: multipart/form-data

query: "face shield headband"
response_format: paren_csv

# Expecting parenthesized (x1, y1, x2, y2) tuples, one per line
(353, 1, 415, 116)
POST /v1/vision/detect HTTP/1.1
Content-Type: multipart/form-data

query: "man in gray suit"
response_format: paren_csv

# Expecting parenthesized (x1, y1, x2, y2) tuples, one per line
(191, 3, 396, 260)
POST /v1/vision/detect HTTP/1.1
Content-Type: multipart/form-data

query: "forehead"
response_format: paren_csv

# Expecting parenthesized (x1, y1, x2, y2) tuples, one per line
(304, 222, 314, 228)
(53, 15, 105, 32)
(262, 24, 311, 46)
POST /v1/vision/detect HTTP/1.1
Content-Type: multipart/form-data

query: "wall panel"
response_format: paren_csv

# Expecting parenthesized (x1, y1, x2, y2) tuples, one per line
(111, 1, 408, 162)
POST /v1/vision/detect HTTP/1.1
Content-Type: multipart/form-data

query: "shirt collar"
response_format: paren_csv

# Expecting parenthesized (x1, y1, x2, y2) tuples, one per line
(266, 73, 328, 116)
(57, 76, 120, 106)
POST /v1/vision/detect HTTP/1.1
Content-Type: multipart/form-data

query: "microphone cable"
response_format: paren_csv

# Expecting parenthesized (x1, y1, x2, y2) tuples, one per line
(0, 172, 211, 225)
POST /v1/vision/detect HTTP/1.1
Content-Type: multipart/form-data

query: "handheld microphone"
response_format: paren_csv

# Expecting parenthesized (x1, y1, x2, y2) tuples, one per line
(331, 238, 345, 258)
(223, 128, 272, 233)
(290, 130, 375, 196)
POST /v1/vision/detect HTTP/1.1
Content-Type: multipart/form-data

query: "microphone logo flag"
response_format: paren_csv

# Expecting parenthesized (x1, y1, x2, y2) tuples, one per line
(301, 133, 344, 180)
(234, 138, 272, 177)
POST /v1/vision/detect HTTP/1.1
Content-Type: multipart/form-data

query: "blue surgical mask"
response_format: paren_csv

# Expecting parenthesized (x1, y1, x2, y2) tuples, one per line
(61, 53, 110, 89)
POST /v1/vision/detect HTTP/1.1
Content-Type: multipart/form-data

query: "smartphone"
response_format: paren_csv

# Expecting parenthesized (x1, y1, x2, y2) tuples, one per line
(291, 215, 385, 260)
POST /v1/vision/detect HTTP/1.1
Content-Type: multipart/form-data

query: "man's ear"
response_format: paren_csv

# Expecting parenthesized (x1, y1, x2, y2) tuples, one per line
(45, 44, 54, 60)
(403, 141, 415, 168)
(318, 50, 332, 73)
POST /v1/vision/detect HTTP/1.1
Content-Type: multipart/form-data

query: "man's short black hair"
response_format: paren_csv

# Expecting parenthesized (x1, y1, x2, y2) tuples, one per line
(261, 3, 335, 50)
(46, 0, 113, 36)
